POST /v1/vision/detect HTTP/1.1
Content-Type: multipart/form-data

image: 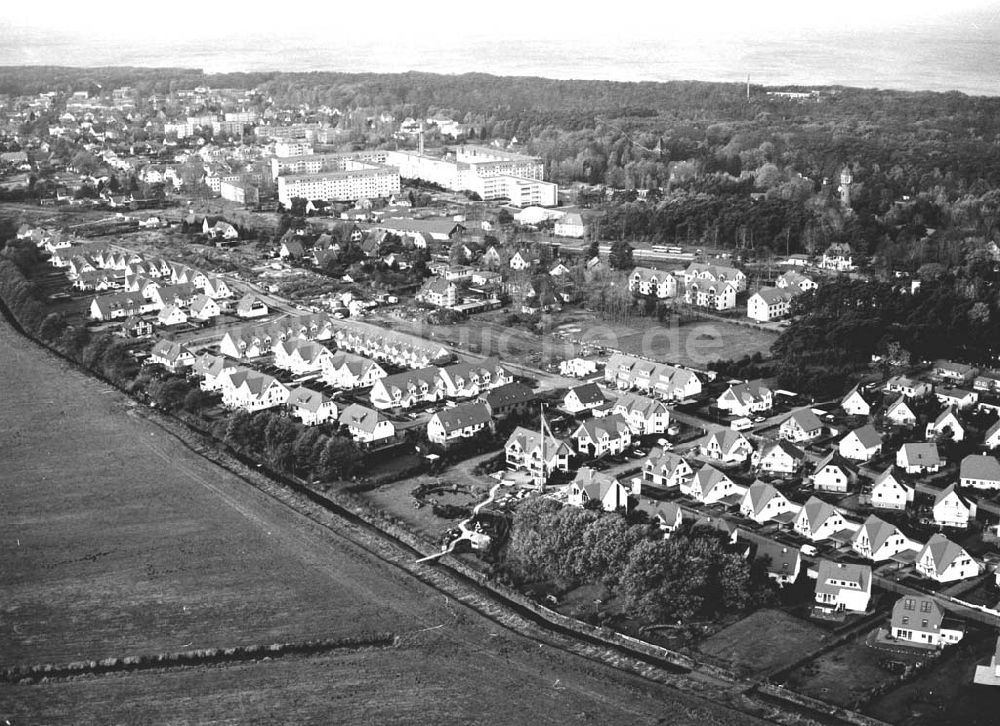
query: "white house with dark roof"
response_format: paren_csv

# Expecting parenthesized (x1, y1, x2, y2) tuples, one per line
(885, 396, 917, 427)
(986, 420, 1000, 450)
(609, 392, 669, 435)
(841, 385, 872, 417)
(871, 467, 914, 510)
(699, 429, 755, 464)
(636, 499, 683, 538)
(794, 497, 850, 541)
(932, 359, 977, 384)
(960, 454, 1000, 489)
(916, 534, 979, 583)
(814, 560, 871, 613)
(682, 465, 740, 504)
(747, 286, 797, 322)
(370, 367, 445, 410)
(753, 440, 805, 475)
(896, 443, 942, 474)
(201, 276, 233, 299)
(885, 375, 933, 400)
(287, 387, 338, 426)
(157, 304, 188, 327)
(479, 382, 536, 418)
(191, 353, 238, 392)
(321, 351, 387, 390)
(890, 595, 964, 648)
(717, 380, 773, 417)
(573, 414, 633, 458)
(563, 383, 607, 414)
(683, 262, 747, 292)
(851, 515, 919, 562)
(838, 424, 884, 461)
(932, 484, 976, 528)
(504, 427, 573, 480)
(925, 408, 965, 442)
(811, 452, 858, 493)
(188, 294, 221, 321)
(219, 369, 290, 411)
(149, 339, 195, 371)
(629, 267, 677, 299)
(641, 448, 693, 490)
(338, 403, 395, 444)
(740, 532, 801, 586)
(427, 401, 493, 445)
(567, 468, 629, 511)
(274, 339, 334, 375)
(740, 480, 795, 523)
(779, 408, 824, 442)
(776, 270, 817, 293)
(935, 388, 978, 410)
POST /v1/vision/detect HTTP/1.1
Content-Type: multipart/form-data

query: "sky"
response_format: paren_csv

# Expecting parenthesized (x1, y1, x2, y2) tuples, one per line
(2, 0, 997, 42)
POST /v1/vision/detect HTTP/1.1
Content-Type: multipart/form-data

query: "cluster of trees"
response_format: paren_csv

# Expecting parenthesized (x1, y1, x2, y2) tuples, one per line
(504, 498, 773, 623)
(772, 269, 1000, 397)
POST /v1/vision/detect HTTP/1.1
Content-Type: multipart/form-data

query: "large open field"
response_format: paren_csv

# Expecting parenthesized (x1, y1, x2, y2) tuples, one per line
(0, 317, 769, 725)
(697, 609, 827, 679)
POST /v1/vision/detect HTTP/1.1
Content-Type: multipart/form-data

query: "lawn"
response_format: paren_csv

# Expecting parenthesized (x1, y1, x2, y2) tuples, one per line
(780, 632, 927, 709)
(0, 316, 772, 725)
(697, 609, 827, 679)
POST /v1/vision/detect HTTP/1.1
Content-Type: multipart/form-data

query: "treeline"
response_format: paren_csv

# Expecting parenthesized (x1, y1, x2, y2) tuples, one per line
(772, 273, 1000, 397)
(503, 498, 774, 623)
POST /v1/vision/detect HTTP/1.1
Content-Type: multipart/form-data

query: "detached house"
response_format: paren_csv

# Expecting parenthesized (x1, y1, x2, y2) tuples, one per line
(890, 596, 964, 648)
(896, 443, 942, 474)
(609, 392, 670, 435)
(191, 353, 238, 392)
(959, 454, 1000, 490)
(573, 414, 633, 459)
(286, 387, 338, 426)
(933, 359, 977, 384)
(935, 387, 978, 410)
(685, 279, 738, 311)
(925, 408, 965, 442)
(871, 467, 914, 510)
(838, 424, 884, 461)
(820, 242, 854, 271)
(753, 440, 805, 475)
(812, 452, 858, 493)
(504, 427, 573, 480)
(563, 383, 607, 414)
(369, 367, 445, 410)
(740, 531, 801, 585)
(90, 291, 156, 320)
(916, 534, 980, 583)
(636, 499, 684, 538)
(747, 287, 796, 322)
(740, 480, 795, 524)
(776, 270, 817, 293)
(149, 339, 195, 372)
(427, 402, 493, 445)
(841, 385, 873, 417)
(338, 403, 395, 445)
(273, 339, 334, 375)
(779, 408, 824, 443)
(814, 560, 872, 614)
(567, 468, 629, 512)
(717, 380, 772, 417)
(682, 465, 740, 504)
(986, 420, 1000, 450)
(885, 397, 917, 427)
(157, 304, 188, 327)
(794, 497, 850, 541)
(235, 294, 269, 319)
(851, 515, 918, 562)
(885, 375, 933, 400)
(932, 484, 976, 528)
(699, 429, 754, 464)
(188, 294, 221, 321)
(641, 449, 693, 490)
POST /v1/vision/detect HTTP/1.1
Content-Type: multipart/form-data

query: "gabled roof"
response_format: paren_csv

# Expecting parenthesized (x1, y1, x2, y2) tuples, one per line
(505, 426, 572, 457)
(338, 403, 391, 433)
(480, 381, 536, 409)
(691, 464, 733, 497)
(760, 439, 806, 462)
(150, 338, 191, 363)
(891, 595, 945, 632)
(614, 391, 668, 417)
(814, 451, 858, 477)
(985, 420, 1000, 443)
(783, 408, 823, 432)
(886, 396, 915, 417)
(191, 352, 235, 377)
(574, 413, 631, 442)
(572, 467, 624, 503)
(960, 454, 1000, 482)
(853, 514, 901, 553)
(287, 386, 331, 412)
(846, 424, 883, 449)
(567, 382, 605, 406)
(723, 379, 771, 406)
(873, 466, 909, 492)
(636, 498, 682, 526)
(702, 428, 751, 454)
(644, 448, 690, 476)
(899, 442, 941, 468)
(934, 483, 973, 511)
(752, 286, 796, 305)
(744, 480, 786, 516)
(433, 401, 492, 433)
(931, 407, 964, 429)
(815, 560, 871, 594)
(800, 496, 842, 536)
(328, 351, 381, 378)
(919, 534, 969, 576)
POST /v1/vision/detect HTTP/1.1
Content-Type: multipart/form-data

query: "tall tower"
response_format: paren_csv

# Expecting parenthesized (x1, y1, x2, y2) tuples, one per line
(838, 166, 853, 208)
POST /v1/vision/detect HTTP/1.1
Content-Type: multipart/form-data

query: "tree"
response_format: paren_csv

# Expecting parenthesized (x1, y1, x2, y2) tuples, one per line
(608, 239, 633, 270)
(316, 435, 360, 480)
(586, 237, 600, 260)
